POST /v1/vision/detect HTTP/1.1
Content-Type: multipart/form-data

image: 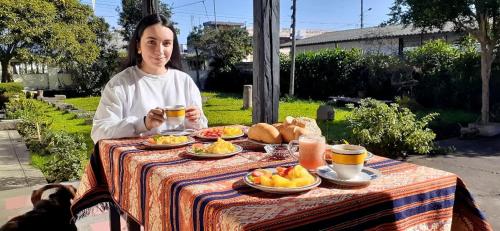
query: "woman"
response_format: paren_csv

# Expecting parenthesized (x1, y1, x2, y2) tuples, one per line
(91, 14, 208, 143)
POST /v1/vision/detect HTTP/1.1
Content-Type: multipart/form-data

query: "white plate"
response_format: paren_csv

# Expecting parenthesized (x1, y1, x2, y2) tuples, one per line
(185, 143, 243, 158)
(160, 129, 196, 136)
(195, 128, 245, 140)
(243, 169, 322, 194)
(143, 136, 195, 149)
(316, 166, 380, 186)
(247, 138, 276, 146)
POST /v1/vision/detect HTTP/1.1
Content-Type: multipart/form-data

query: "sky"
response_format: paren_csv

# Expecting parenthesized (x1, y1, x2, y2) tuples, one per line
(80, 0, 396, 45)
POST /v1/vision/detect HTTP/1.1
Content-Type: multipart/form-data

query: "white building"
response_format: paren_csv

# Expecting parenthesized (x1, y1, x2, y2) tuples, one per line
(280, 24, 462, 56)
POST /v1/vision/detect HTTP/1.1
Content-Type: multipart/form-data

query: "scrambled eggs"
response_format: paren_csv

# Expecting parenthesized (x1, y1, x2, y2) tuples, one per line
(154, 135, 189, 144)
(222, 126, 243, 136)
(195, 138, 236, 154)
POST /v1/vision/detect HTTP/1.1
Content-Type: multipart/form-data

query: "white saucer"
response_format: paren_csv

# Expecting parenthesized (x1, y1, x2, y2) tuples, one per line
(316, 166, 381, 186)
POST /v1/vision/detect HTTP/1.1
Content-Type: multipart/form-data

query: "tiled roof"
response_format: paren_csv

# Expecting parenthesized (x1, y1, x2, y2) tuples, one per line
(281, 23, 455, 47)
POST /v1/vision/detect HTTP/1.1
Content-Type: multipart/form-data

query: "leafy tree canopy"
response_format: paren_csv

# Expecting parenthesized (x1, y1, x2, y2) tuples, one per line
(388, 0, 500, 123)
(188, 26, 252, 72)
(0, 0, 100, 82)
(117, 0, 174, 43)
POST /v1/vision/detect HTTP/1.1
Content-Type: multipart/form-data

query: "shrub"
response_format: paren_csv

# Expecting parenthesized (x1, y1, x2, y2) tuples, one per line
(0, 82, 23, 109)
(6, 97, 88, 182)
(347, 98, 438, 158)
(6, 97, 49, 140)
(354, 54, 408, 99)
(204, 66, 252, 93)
(293, 48, 362, 99)
(40, 131, 87, 182)
(0, 82, 23, 94)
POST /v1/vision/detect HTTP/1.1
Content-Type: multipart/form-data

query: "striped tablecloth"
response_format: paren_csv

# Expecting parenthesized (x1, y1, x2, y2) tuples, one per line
(71, 137, 492, 231)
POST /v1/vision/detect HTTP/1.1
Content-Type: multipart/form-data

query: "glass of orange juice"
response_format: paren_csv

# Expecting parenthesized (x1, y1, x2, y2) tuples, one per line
(288, 134, 326, 171)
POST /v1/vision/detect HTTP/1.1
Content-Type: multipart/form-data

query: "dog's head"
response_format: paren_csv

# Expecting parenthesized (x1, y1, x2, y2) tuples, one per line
(0, 184, 78, 231)
(31, 183, 77, 208)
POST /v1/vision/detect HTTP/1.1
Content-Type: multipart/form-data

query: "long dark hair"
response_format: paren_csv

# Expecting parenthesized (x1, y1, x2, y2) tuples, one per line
(124, 14, 183, 71)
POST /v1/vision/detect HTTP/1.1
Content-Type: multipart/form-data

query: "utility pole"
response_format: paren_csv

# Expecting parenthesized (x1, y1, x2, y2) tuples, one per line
(213, 0, 217, 30)
(361, 0, 364, 28)
(289, 0, 297, 96)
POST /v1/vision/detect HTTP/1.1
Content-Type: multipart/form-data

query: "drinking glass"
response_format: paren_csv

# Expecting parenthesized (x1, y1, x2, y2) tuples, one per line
(164, 105, 185, 131)
(288, 134, 326, 171)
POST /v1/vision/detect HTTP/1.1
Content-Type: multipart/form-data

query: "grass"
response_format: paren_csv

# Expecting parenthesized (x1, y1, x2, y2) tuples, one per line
(64, 96, 101, 112)
(27, 100, 95, 166)
(63, 92, 352, 141)
(202, 92, 351, 141)
(59, 92, 478, 142)
(24, 92, 477, 168)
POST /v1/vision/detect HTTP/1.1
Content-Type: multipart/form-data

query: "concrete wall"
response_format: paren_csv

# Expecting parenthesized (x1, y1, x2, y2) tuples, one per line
(280, 32, 463, 56)
(13, 73, 73, 90)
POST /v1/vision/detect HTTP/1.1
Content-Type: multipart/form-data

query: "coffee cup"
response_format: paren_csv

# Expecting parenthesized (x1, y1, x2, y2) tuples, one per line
(164, 105, 185, 130)
(328, 144, 367, 179)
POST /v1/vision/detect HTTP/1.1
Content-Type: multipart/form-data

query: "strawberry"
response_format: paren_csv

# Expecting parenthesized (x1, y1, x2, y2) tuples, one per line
(283, 166, 294, 177)
(251, 170, 264, 177)
(276, 167, 287, 176)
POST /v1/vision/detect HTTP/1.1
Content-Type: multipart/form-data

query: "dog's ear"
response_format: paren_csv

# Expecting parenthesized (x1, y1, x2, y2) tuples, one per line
(62, 185, 77, 199)
(31, 184, 75, 205)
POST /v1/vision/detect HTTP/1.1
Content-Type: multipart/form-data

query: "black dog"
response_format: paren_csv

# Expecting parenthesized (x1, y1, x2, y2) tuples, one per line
(0, 184, 78, 231)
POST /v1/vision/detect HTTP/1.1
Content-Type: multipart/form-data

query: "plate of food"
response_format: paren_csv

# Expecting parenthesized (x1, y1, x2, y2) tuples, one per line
(244, 165, 321, 194)
(185, 138, 243, 158)
(195, 126, 245, 140)
(144, 135, 195, 149)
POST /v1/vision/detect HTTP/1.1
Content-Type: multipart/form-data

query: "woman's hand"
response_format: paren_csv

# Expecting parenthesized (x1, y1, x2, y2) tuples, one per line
(185, 106, 201, 122)
(145, 107, 165, 130)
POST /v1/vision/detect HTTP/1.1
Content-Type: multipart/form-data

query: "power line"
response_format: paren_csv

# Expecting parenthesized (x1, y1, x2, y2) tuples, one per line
(171, 0, 204, 9)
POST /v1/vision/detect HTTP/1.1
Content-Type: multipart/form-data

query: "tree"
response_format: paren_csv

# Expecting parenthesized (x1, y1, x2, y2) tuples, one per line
(388, 0, 499, 124)
(117, 0, 174, 43)
(69, 16, 120, 95)
(0, 0, 100, 82)
(188, 27, 252, 73)
(187, 26, 205, 86)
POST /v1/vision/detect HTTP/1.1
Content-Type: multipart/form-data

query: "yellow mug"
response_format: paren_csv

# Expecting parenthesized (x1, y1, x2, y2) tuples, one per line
(328, 144, 367, 179)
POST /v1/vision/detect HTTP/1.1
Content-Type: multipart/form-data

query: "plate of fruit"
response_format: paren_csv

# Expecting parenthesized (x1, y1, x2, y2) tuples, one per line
(185, 138, 243, 158)
(195, 126, 245, 140)
(244, 165, 321, 194)
(144, 135, 195, 149)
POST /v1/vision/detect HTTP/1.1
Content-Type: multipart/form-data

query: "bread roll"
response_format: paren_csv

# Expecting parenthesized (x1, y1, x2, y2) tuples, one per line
(279, 124, 309, 142)
(272, 123, 283, 131)
(294, 117, 321, 136)
(248, 123, 282, 144)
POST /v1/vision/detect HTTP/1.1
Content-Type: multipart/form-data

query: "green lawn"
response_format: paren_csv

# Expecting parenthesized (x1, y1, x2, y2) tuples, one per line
(62, 92, 478, 142)
(64, 92, 352, 142)
(64, 96, 101, 112)
(26, 92, 476, 168)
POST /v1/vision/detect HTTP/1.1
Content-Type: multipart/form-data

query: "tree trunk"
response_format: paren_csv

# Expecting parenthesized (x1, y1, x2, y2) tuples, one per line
(479, 42, 493, 124)
(1, 59, 11, 83)
(194, 48, 201, 87)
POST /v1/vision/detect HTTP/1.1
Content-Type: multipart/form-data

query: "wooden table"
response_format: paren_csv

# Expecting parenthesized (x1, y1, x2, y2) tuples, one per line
(71, 136, 492, 231)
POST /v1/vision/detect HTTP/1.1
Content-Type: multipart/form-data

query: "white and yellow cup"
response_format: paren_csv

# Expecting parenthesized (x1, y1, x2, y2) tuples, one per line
(329, 144, 367, 179)
(164, 105, 185, 130)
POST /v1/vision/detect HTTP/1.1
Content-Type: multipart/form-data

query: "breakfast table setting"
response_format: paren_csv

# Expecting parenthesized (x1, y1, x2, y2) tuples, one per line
(70, 117, 492, 231)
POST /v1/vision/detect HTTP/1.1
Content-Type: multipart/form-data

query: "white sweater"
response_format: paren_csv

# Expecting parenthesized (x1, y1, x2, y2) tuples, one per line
(91, 66, 208, 143)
